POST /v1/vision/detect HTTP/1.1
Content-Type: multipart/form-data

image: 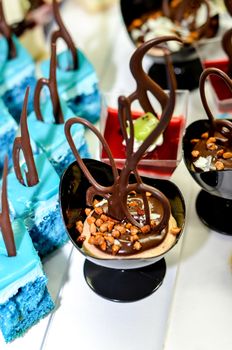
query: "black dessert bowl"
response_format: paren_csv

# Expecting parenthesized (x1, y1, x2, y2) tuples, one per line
(59, 159, 185, 302)
(120, 0, 219, 90)
(183, 119, 232, 235)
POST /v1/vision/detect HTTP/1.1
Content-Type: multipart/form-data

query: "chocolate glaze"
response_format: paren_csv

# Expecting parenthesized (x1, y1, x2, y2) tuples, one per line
(65, 36, 181, 244)
(51, 0, 78, 71)
(0, 157, 16, 257)
(13, 87, 39, 187)
(0, 0, 16, 59)
(34, 42, 64, 124)
(222, 27, 232, 76)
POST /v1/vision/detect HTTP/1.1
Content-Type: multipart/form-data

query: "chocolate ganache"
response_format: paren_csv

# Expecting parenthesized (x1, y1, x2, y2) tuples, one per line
(191, 68, 232, 172)
(65, 36, 182, 258)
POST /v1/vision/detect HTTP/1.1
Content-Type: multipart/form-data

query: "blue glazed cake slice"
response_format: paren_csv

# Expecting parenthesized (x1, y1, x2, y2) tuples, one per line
(0, 157, 54, 343)
(28, 98, 90, 176)
(0, 219, 54, 343)
(0, 99, 17, 173)
(7, 152, 68, 257)
(41, 49, 101, 124)
(0, 35, 36, 122)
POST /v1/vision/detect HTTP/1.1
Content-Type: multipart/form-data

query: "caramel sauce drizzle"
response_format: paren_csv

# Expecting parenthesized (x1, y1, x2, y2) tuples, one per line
(200, 67, 232, 146)
(0, 0, 16, 59)
(51, 0, 78, 71)
(0, 157, 16, 257)
(65, 36, 181, 237)
(13, 87, 39, 187)
(34, 42, 64, 124)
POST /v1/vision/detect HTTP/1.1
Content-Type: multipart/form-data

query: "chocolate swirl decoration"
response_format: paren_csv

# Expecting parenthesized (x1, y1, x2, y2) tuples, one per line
(65, 36, 180, 239)
(0, 157, 16, 257)
(224, 0, 232, 16)
(51, 0, 78, 71)
(222, 27, 232, 77)
(200, 67, 232, 146)
(162, 0, 210, 40)
(0, 0, 16, 59)
(13, 87, 39, 187)
(34, 42, 64, 124)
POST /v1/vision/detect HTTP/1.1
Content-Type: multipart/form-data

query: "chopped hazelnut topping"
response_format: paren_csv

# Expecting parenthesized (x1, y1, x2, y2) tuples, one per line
(100, 214, 108, 222)
(112, 244, 121, 255)
(216, 149, 224, 157)
(112, 230, 120, 238)
(223, 152, 232, 159)
(201, 132, 209, 139)
(99, 222, 108, 233)
(207, 143, 218, 151)
(140, 225, 151, 234)
(85, 208, 91, 216)
(95, 218, 103, 227)
(90, 223, 97, 234)
(94, 207, 103, 215)
(87, 216, 96, 225)
(190, 138, 200, 144)
(100, 241, 107, 251)
(206, 137, 216, 144)
(130, 234, 139, 242)
(191, 150, 199, 157)
(133, 241, 142, 251)
(215, 161, 224, 170)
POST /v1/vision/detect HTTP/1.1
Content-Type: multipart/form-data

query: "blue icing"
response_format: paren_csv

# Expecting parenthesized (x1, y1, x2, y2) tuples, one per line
(0, 219, 41, 293)
(41, 49, 97, 93)
(40, 49, 101, 123)
(6, 153, 59, 218)
(0, 36, 36, 121)
(28, 99, 86, 159)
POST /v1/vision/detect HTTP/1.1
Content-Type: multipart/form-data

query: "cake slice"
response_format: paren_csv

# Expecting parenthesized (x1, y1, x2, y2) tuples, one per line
(40, 0, 101, 123)
(0, 99, 17, 173)
(0, 0, 36, 122)
(0, 157, 54, 343)
(29, 42, 90, 177)
(5, 88, 68, 257)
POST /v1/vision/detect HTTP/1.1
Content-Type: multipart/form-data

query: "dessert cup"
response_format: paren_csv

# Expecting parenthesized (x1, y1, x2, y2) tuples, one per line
(60, 159, 185, 302)
(120, 0, 220, 90)
(100, 90, 188, 179)
(183, 119, 232, 235)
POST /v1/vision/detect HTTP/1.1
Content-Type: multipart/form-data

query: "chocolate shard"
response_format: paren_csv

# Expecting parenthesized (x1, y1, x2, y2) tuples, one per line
(51, 0, 78, 71)
(199, 67, 232, 145)
(13, 87, 39, 187)
(34, 42, 64, 124)
(0, 0, 16, 59)
(0, 157, 16, 257)
(224, 0, 232, 16)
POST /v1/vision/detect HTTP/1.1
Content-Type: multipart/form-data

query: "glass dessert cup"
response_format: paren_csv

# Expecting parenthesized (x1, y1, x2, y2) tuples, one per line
(196, 40, 232, 113)
(183, 119, 232, 235)
(120, 0, 220, 90)
(100, 90, 188, 179)
(59, 159, 185, 302)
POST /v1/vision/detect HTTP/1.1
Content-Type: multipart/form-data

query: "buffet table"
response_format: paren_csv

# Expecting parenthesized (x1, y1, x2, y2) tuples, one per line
(1, 1, 232, 349)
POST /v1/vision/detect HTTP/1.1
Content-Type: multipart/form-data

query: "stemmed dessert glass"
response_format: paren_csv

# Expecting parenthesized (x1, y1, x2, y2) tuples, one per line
(59, 88, 187, 302)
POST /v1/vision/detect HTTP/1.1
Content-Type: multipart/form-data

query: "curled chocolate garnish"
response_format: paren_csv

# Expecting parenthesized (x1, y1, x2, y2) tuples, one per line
(0, 0, 16, 59)
(224, 0, 232, 16)
(51, 0, 78, 71)
(13, 87, 39, 187)
(34, 42, 64, 124)
(0, 157, 16, 257)
(200, 67, 232, 146)
(65, 37, 179, 237)
(222, 27, 232, 77)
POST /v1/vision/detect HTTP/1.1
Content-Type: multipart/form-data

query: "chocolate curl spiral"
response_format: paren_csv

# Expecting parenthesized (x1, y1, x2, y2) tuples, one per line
(51, 0, 78, 71)
(13, 87, 39, 187)
(200, 67, 232, 145)
(0, 0, 16, 59)
(0, 157, 16, 257)
(129, 36, 181, 113)
(34, 42, 64, 124)
(224, 0, 232, 16)
(222, 28, 232, 77)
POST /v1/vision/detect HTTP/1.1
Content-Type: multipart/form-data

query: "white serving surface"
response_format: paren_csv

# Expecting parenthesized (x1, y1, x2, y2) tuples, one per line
(1, 1, 232, 349)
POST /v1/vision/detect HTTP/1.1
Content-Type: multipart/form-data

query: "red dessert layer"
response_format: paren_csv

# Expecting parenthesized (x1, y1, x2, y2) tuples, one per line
(204, 59, 232, 101)
(101, 108, 185, 178)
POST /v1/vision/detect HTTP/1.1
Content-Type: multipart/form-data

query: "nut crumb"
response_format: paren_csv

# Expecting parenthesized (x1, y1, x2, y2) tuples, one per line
(191, 150, 199, 157)
(215, 161, 224, 170)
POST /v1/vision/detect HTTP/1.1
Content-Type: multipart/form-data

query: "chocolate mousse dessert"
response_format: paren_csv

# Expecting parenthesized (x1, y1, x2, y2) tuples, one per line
(64, 37, 184, 260)
(191, 67, 232, 172)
